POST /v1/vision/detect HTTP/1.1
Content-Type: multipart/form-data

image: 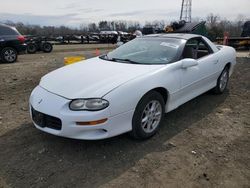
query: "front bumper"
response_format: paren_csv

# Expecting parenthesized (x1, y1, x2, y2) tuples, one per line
(29, 86, 133, 140)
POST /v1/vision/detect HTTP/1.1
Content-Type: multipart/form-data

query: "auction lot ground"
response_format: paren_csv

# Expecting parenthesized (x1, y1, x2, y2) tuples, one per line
(0, 45, 249, 188)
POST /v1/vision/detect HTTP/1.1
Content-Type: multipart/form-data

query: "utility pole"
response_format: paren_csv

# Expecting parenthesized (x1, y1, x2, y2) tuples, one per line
(180, 0, 192, 22)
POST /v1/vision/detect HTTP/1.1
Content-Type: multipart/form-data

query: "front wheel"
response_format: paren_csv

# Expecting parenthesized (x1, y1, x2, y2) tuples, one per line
(213, 67, 229, 94)
(130, 91, 165, 139)
(1, 47, 17, 63)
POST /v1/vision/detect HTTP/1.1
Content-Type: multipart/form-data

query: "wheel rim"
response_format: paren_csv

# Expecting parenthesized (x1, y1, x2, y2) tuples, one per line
(4, 49, 16, 62)
(141, 100, 162, 133)
(219, 70, 228, 91)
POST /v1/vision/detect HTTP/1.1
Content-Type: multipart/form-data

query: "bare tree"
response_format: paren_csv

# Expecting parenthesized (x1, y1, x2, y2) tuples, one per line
(88, 23, 98, 32)
(206, 13, 220, 28)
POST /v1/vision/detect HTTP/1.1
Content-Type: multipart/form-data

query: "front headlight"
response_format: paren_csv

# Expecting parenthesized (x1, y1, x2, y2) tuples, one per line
(69, 99, 109, 111)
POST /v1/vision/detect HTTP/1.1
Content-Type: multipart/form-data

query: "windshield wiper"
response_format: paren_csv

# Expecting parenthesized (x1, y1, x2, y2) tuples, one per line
(99, 54, 109, 60)
(99, 55, 141, 64)
(110, 58, 141, 64)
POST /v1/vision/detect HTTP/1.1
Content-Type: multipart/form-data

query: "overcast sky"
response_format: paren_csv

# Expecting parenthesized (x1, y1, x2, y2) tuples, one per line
(0, 0, 249, 27)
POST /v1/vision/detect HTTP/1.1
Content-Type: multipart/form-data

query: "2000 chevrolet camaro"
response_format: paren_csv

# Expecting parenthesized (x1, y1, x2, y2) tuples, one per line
(30, 34, 236, 140)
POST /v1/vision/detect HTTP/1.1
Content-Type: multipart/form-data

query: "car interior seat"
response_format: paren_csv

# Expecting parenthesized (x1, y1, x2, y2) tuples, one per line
(183, 46, 197, 59)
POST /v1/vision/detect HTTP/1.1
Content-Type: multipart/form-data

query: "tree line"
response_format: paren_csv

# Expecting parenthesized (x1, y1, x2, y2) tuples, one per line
(1, 13, 248, 38)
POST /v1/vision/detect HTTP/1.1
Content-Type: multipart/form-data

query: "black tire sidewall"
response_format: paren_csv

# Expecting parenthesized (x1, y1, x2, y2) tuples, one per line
(214, 67, 229, 94)
(27, 43, 37, 54)
(1, 47, 17, 63)
(42, 43, 53, 53)
(131, 91, 165, 139)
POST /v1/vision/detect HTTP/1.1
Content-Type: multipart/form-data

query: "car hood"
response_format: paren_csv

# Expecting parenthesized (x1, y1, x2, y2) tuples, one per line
(40, 57, 164, 99)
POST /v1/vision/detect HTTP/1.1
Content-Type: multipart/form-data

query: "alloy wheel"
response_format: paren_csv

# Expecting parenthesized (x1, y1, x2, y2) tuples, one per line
(141, 100, 162, 133)
(4, 49, 16, 62)
(219, 70, 228, 92)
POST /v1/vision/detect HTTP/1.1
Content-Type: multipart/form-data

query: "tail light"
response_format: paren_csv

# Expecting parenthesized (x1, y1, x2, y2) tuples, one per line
(17, 35, 26, 43)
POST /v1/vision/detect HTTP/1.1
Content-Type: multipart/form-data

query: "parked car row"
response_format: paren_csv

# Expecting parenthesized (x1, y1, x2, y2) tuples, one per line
(0, 24, 137, 63)
(54, 31, 136, 44)
(0, 24, 54, 63)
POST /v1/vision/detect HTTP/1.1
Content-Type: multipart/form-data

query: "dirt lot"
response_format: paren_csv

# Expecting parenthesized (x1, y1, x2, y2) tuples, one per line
(0, 46, 249, 188)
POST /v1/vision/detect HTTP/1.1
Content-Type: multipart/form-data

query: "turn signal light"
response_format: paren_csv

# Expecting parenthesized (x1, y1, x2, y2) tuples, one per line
(76, 118, 108, 126)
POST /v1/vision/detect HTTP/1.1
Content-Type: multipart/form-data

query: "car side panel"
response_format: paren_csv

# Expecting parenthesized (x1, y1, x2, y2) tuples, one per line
(104, 62, 183, 118)
(177, 54, 219, 106)
(0, 36, 27, 54)
(104, 45, 236, 122)
(215, 46, 237, 76)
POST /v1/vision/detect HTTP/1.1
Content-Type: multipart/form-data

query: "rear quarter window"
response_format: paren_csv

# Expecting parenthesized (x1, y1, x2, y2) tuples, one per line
(0, 26, 20, 36)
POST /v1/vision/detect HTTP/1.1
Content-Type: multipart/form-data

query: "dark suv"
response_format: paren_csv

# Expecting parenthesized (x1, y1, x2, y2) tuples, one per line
(0, 24, 27, 63)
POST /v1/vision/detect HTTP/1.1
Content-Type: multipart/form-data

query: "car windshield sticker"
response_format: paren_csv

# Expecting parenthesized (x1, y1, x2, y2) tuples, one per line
(160, 42, 178, 48)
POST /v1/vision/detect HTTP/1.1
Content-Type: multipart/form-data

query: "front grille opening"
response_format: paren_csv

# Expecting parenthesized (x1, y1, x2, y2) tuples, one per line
(32, 107, 62, 130)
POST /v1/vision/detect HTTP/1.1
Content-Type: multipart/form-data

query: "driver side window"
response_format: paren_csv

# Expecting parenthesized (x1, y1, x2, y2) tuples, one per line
(182, 38, 213, 60)
(197, 40, 212, 59)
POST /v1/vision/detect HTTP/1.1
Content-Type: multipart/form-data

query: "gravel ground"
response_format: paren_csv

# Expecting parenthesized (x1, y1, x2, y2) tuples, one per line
(0, 47, 249, 188)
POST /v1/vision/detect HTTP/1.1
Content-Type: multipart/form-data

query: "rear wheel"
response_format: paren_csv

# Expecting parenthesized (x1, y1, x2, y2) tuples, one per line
(1, 47, 17, 63)
(213, 67, 229, 94)
(42, 42, 53, 53)
(27, 43, 37, 54)
(130, 91, 165, 139)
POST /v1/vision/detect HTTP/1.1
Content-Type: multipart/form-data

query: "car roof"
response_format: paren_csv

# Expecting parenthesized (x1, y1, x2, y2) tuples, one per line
(144, 33, 202, 40)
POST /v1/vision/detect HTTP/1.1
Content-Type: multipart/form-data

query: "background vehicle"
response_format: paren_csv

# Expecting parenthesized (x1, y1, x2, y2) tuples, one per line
(216, 21, 250, 49)
(241, 21, 250, 37)
(99, 31, 118, 44)
(26, 36, 53, 54)
(0, 23, 26, 63)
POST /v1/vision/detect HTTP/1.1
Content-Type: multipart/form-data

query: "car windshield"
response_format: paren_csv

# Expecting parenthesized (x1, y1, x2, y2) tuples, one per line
(100, 37, 184, 64)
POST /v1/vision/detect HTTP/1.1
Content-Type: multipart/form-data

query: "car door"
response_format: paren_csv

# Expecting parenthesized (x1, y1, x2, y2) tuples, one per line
(178, 37, 218, 104)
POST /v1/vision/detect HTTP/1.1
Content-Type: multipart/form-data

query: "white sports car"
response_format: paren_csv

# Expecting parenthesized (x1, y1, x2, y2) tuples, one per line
(30, 34, 236, 140)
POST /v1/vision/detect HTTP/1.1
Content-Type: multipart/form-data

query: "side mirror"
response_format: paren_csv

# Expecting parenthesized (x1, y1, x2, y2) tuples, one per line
(181, 58, 198, 69)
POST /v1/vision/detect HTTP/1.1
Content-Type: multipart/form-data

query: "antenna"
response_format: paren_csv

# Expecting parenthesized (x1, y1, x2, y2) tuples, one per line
(180, 0, 192, 22)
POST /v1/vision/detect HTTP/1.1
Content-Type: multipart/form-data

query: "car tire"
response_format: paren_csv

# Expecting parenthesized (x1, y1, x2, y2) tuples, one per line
(213, 67, 229, 94)
(130, 91, 165, 139)
(42, 42, 53, 53)
(27, 43, 37, 54)
(1, 47, 17, 63)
